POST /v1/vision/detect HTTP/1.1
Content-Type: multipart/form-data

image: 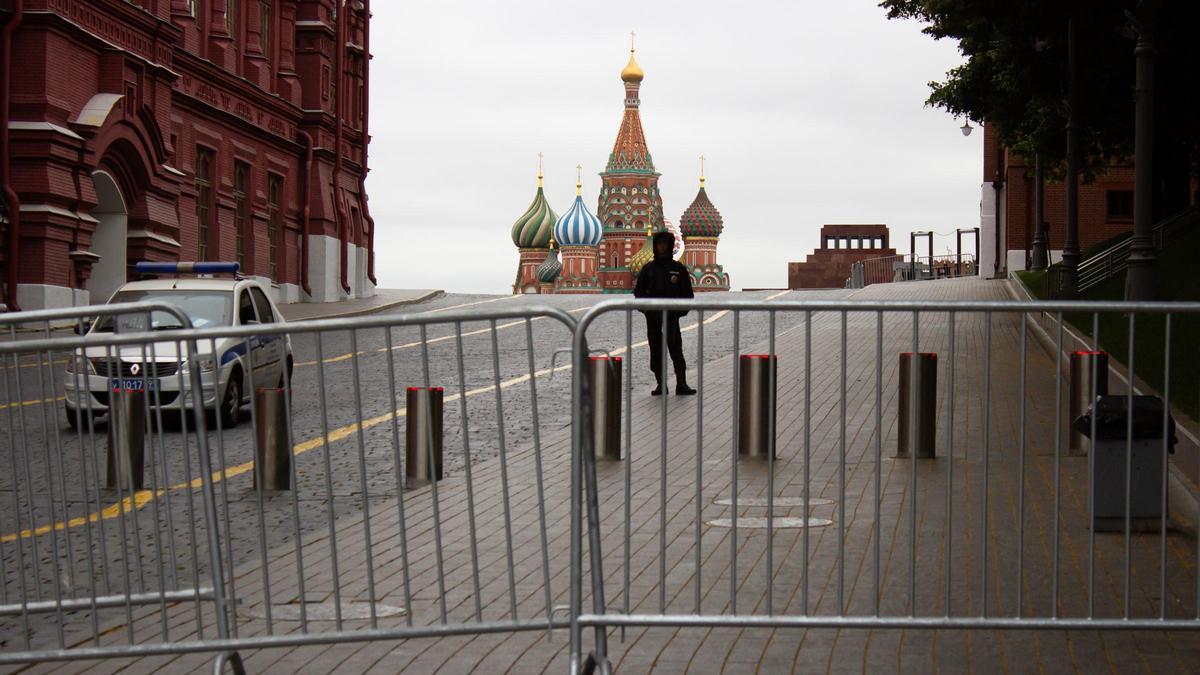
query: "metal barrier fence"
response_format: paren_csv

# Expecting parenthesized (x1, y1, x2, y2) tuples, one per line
(850, 254, 978, 288)
(1, 296, 1198, 673)
(0, 302, 579, 672)
(570, 297, 1199, 674)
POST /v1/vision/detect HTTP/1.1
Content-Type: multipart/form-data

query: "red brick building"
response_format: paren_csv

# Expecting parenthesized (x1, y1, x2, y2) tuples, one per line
(788, 224, 895, 289)
(0, 0, 374, 311)
(979, 124, 1134, 278)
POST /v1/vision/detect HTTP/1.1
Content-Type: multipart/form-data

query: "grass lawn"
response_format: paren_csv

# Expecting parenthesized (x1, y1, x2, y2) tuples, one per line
(1016, 225, 1200, 420)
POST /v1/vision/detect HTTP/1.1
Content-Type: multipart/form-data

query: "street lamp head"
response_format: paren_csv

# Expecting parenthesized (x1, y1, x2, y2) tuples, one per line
(960, 120, 974, 137)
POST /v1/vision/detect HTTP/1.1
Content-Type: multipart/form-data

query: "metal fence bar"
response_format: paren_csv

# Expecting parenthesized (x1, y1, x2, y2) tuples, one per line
(945, 311, 955, 618)
(312, 333, 344, 630)
(767, 309, 778, 615)
(623, 309, 633, 636)
(730, 310, 740, 615)
(837, 310, 846, 614)
(384, 326, 413, 628)
(525, 318, 554, 634)
(488, 319, 520, 621)
(1160, 315, 1171, 620)
(803, 309, 811, 616)
(981, 312, 991, 618)
(1052, 314, 1063, 618)
(659, 310, 668, 614)
(874, 310, 882, 617)
(1017, 313, 1027, 618)
(419, 324, 448, 624)
(349, 330, 379, 628)
(908, 311, 920, 615)
(1125, 314, 1135, 619)
(695, 310, 704, 615)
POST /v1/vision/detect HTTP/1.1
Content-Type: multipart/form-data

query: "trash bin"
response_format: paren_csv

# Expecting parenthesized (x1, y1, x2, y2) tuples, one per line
(106, 387, 146, 491)
(589, 356, 622, 460)
(738, 355, 777, 458)
(254, 388, 291, 491)
(898, 353, 937, 458)
(1069, 351, 1109, 455)
(1073, 395, 1177, 531)
(406, 387, 443, 486)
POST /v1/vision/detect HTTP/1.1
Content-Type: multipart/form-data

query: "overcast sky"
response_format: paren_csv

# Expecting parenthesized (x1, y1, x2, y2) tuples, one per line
(365, 0, 983, 293)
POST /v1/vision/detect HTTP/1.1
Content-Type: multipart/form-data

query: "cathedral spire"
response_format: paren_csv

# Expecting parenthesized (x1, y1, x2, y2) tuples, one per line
(607, 38, 655, 173)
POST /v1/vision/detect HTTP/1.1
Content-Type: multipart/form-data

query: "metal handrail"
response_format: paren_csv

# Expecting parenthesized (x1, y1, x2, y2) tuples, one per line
(1074, 204, 1200, 293)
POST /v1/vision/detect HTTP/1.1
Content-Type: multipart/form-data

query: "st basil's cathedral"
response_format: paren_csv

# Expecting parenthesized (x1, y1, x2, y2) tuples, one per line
(510, 44, 730, 294)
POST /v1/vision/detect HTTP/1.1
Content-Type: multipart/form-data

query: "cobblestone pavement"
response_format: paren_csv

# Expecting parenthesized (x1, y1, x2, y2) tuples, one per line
(5, 280, 1200, 673)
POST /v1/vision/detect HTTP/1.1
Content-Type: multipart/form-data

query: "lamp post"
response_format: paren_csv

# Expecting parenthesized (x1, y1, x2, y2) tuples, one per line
(1125, 0, 1160, 301)
(1060, 16, 1082, 297)
(1029, 154, 1050, 270)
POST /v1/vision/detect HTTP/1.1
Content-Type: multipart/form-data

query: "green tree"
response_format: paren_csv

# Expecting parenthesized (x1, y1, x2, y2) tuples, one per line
(882, 0, 1198, 218)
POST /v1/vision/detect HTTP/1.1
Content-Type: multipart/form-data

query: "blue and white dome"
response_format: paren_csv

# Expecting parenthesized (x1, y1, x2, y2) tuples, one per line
(554, 187, 603, 248)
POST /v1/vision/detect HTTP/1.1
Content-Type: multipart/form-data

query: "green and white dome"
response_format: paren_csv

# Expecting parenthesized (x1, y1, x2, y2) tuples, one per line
(511, 171, 557, 249)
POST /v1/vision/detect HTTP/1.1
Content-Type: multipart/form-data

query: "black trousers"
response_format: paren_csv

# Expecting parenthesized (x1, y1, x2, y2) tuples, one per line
(645, 312, 685, 381)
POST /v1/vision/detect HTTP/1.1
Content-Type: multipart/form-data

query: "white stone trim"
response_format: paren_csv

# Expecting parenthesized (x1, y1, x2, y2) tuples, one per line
(127, 229, 181, 248)
(8, 121, 85, 140)
(19, 203, 99, 223)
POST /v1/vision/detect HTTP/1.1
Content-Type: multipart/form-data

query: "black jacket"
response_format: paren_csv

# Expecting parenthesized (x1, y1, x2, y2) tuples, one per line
(634, 231, 694, 316)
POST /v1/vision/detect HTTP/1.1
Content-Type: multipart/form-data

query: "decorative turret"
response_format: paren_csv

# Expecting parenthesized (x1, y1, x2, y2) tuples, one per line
(679, 156, 724, 238)
(606, 32, 656, 174)
(512, 154, 559, 294)
(678, 155, 730, 292)
(536, 239, 562, 284)
(553, 165, 603, 293)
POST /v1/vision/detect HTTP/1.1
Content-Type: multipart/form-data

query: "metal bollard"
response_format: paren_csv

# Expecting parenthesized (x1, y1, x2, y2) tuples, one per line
(254, 388, 291, 490)
(738, 355, 777, 458)
(1069, 350, 1108, 455)
(406, 387, 443, 486)
(589, 356, 622, 460)
(898, 352, 937, 458)
(106, 388, 146, 490)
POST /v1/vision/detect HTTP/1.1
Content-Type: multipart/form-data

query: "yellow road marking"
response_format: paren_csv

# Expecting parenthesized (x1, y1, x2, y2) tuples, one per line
(0, 396, 65, 411)
(0, 306, 732, 542)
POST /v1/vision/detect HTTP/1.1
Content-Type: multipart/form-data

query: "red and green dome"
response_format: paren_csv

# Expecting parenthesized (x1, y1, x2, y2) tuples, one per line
(680, 184, 723, 238)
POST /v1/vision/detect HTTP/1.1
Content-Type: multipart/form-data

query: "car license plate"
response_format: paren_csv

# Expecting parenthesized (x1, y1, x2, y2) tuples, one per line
(109, 378, 157, 391)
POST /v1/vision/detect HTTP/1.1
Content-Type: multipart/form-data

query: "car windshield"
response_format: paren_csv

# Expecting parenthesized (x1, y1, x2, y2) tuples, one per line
(92, 290, 233, 332)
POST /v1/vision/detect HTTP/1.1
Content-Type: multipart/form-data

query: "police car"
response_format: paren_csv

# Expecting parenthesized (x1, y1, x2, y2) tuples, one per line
(64, 262, 294, 429)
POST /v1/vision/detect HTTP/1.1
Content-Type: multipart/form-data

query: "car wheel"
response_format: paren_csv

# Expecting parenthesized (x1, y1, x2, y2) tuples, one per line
(65, 406, 81, 430)
(220, 371, 242, 429)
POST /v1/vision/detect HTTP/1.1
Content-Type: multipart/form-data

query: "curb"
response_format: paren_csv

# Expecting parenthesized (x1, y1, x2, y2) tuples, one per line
(281, 290, 444, 322)
(1004, 276, 1200, 536)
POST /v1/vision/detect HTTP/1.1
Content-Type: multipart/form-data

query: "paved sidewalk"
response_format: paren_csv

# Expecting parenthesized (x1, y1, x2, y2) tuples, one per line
(276, 288, 442, 322)
(29, 278, 1200, 673)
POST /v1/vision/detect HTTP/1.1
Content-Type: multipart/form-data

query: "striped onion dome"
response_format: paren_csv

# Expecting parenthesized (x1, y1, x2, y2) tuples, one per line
(680, 184, 724, 238)
(626, 227, 655, 277)
(536, 241, 562, 283)
(510, 178, 557, 248)
(554, 188, 603, 247)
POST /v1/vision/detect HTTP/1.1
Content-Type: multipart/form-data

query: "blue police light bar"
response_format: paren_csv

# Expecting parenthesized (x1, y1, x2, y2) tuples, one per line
(135, 262, 240, 275)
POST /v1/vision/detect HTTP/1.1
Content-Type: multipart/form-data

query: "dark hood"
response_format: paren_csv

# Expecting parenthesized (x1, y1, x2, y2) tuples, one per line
(652, 230, 675, 261)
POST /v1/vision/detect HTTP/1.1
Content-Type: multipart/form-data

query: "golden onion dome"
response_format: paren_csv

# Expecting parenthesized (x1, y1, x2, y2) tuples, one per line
(620, 49, 644, 83)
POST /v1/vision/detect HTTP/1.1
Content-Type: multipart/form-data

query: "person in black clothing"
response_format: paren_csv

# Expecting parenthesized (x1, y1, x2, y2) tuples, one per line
(633, 230, 696, 396)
